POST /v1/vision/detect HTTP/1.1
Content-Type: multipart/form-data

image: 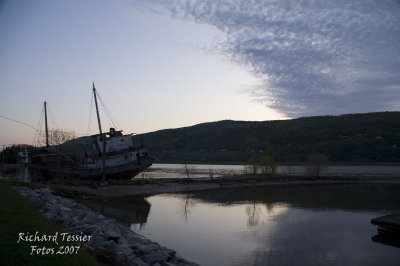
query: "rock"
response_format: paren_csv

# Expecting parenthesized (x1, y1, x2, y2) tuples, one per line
(13, 186, 198, 266)
(105, 227, 122, 241)
(92, 248, 120, 265)
(59, 206, 73, 220)
(82, 212, 98, 224)
(43, 210, 57, 219)
(88, 230, 106, 247)
(96, 240, 115, 251)
(180, 261, 200, 266)
(161, 248, 176, 257)
(141, 243, 161, 254)
(53, 212, 66, 223)
(160, 262, 175, 266)
(126, 256, 149, 266)
(118, 236, 129, 245)
(114, 243, 133, 257)
(143, 250, 170, 264)
(60, 206, 72, 212)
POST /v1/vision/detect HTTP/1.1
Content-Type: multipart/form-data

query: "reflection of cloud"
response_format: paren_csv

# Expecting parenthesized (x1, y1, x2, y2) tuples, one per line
(134, 0, 400, 116)
(246, 202, 289, 227)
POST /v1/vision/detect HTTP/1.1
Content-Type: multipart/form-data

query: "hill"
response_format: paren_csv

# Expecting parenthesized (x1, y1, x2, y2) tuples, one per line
(132, 112, 400, 164)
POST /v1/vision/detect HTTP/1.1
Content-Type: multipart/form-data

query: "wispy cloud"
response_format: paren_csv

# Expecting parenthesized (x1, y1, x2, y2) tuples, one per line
(134, 0, 400, 117)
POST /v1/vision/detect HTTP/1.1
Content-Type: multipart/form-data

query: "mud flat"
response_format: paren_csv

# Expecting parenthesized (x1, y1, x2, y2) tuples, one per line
(53, 176, 400, 199)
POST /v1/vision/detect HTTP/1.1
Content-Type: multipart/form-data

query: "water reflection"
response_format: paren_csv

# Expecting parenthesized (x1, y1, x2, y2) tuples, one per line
(87, 184, 400, 265)
(83, 198, 151, 228)
(186, 184, 400, 212)
(0, 164, 30, 181)
(372, 234, 400, 248)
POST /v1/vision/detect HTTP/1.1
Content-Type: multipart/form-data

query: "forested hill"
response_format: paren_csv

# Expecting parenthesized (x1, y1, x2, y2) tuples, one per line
(132, 112, 400, 164)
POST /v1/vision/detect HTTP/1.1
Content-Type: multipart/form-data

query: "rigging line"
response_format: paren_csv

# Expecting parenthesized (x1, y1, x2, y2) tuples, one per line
(46, 104, 59, 129)
(32, 107, 43, 145)
(34, 105, 45, 146)
(97, 93, 122, 130)
(101, 103, 115, 130)
(97, 93, 116, 129)
(0, 115, 38, 131)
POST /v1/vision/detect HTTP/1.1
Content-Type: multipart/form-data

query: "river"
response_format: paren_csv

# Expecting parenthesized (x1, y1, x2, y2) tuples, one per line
(144, 163, 400, 179)
(1, 163, 398, 181)
(87, 183, 400, 266)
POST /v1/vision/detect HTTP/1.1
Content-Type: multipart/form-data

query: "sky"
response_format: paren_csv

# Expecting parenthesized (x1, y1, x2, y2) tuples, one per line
(1, 0, 399, 146)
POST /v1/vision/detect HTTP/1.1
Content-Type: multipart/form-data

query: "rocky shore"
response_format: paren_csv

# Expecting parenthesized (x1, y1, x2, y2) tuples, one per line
(13, 186, 198, 266)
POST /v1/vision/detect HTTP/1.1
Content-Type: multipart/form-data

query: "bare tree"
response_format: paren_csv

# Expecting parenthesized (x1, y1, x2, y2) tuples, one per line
(39, 129, 75, 146)
(306, 151, 328, 177)
(180, 193, 197, 222)
(208, 167, 214, 180)
(258, 145, 276, 175)
(181, 163, 194, 180)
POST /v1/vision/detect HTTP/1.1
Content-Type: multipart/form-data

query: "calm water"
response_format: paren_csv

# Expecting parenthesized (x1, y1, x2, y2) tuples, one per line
(145, 163, 400, 179)
(116, 184, 400, 266)
(1, 163, 398, 180)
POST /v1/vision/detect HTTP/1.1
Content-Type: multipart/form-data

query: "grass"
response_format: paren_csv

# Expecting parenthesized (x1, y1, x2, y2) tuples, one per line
(0, 180, 101, 266)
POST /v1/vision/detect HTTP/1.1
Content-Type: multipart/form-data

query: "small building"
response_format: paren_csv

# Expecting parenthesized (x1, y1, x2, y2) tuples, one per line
(17, 150, 29, 164)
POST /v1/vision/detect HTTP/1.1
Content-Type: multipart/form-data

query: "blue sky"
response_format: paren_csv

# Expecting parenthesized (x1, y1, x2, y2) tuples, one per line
(1, 0, 399, 146)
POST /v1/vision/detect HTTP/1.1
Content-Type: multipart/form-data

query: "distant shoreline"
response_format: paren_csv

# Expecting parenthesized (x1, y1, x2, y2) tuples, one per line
(150, 161, 400, 166)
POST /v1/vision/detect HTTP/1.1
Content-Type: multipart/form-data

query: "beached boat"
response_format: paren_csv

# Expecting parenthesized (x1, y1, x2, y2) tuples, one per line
(30, 84, 151, 180)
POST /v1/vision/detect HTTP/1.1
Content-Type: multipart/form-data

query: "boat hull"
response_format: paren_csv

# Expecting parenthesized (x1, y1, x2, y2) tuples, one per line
(30, 155, 152, 181)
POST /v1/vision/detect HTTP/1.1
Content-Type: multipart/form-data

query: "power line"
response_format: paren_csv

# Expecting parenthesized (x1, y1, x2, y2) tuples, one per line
(0, 115, 38, 131)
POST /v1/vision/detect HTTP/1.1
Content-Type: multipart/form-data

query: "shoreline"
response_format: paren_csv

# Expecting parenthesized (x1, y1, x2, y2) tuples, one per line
(13, 185, 199, 266)
(6, 177, 400, 265)
(50, 176, 400, 199)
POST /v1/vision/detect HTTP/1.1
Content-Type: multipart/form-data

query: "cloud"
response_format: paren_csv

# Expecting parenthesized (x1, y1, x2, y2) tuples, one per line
(134, 0, 400, 117)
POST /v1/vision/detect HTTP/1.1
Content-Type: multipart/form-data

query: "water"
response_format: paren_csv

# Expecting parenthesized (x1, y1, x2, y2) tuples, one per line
(116, 184, 400, 266)
(145, 163, 400, 179)
(1, 163, 398, 180)
(0, 163, 30, 181)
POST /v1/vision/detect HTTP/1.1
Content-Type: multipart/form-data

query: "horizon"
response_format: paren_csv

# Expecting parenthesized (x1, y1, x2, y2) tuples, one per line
(2, 110, 398, 147)
(1, 0, 399, 146)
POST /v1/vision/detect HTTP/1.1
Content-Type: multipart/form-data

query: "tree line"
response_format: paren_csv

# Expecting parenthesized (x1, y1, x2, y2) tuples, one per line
(132, 111, 400, 164)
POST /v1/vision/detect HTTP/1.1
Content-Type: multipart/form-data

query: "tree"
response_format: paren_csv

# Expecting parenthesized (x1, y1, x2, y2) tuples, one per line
(259, 145, 276, 175)
(38, 129, 75, 146)
(245, 136, 259, 175)
(306, 151, 328, 177)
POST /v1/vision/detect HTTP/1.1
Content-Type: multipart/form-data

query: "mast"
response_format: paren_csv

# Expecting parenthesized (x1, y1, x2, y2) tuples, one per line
(44, 101, 49, 147)
(92, 83, 106, 181)
(93, 83, 103, 138)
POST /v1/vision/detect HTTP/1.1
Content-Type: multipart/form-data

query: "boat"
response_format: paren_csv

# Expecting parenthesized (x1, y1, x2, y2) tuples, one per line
(30, 84, 151, 180)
